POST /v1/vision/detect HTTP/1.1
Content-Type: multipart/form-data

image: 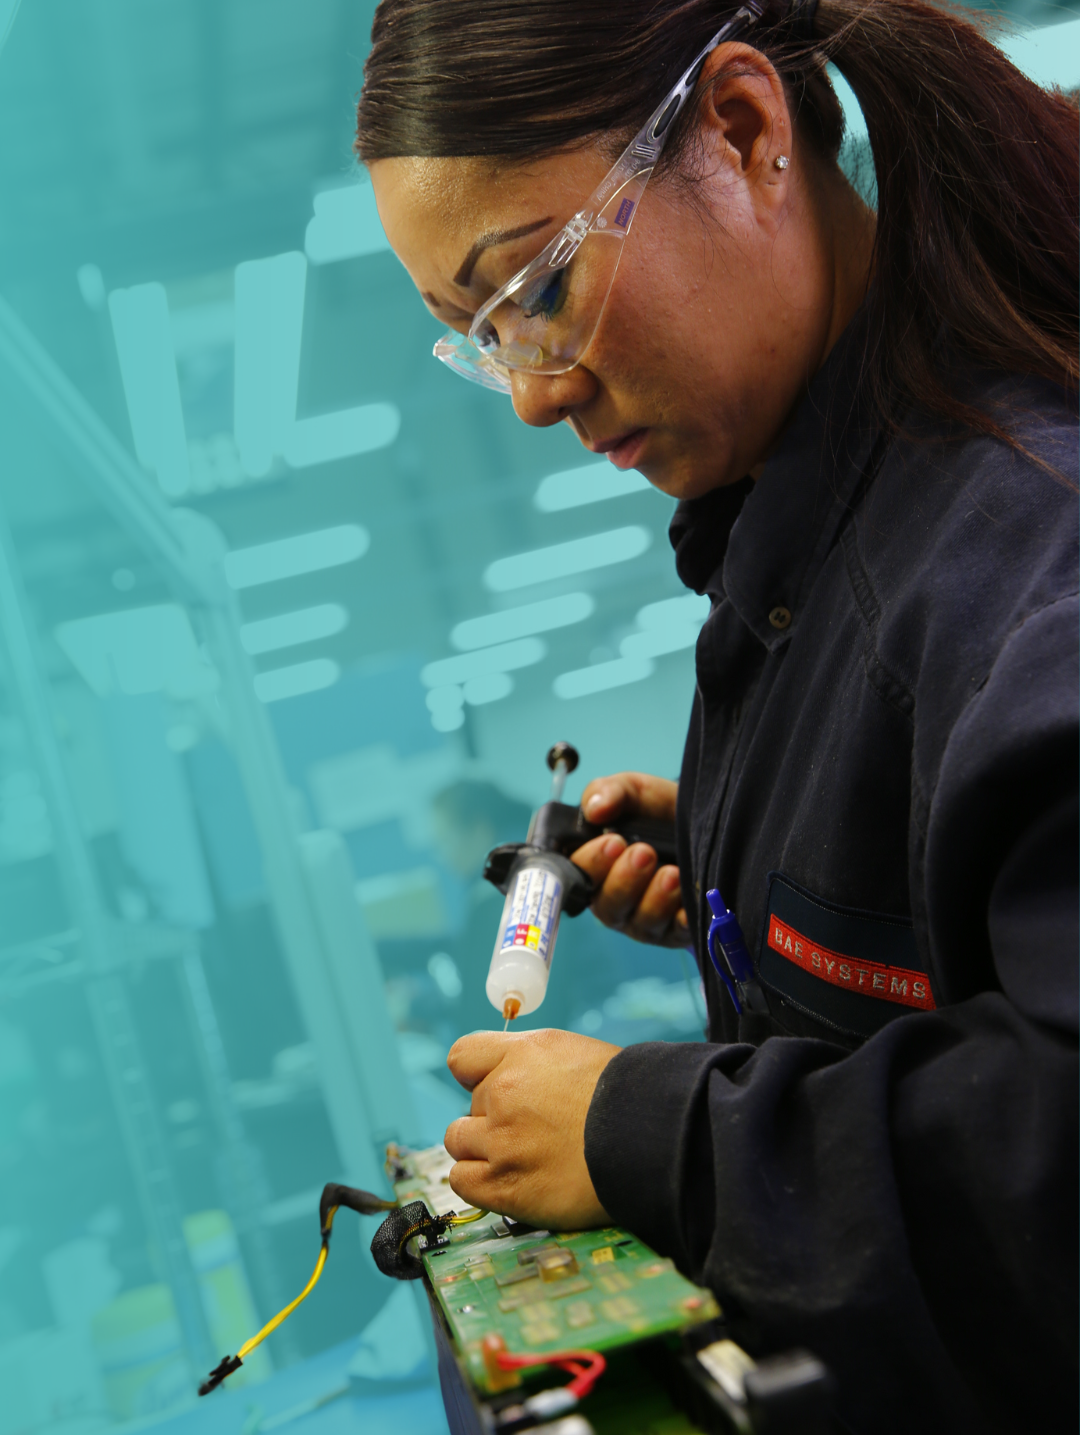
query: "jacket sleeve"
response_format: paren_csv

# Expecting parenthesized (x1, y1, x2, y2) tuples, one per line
(584, 598, 1078, 1434)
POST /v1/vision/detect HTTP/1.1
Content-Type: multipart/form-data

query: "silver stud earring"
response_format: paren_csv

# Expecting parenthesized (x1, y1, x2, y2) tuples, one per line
(774, 155, 790, 170)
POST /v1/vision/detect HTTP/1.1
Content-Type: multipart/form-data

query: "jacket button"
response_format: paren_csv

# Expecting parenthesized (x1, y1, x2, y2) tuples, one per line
(768, 606, 792, 630)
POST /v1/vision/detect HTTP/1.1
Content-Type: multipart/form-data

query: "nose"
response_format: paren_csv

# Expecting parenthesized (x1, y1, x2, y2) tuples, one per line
(509, 364, 598, 428)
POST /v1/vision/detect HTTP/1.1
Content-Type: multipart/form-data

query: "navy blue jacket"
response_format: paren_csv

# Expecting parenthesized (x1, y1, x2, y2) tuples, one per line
(584, 322, 1078, 1433)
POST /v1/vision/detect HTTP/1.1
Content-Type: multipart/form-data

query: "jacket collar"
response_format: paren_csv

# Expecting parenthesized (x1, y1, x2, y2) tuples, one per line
(669, 310, 882, 650)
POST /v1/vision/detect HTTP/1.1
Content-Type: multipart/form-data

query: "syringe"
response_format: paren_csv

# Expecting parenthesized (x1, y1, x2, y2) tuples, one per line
(483, 743, 679, 1027)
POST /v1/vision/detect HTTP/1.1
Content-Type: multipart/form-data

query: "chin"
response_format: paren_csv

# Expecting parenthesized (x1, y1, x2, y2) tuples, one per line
(642, 453, 728, 503)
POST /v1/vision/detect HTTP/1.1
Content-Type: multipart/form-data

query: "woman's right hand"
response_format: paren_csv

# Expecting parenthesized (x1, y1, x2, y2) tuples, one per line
(572, 772, 688, 948)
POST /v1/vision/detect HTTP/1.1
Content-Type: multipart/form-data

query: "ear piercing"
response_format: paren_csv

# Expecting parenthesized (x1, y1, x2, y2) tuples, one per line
(774, 155, 790, 170)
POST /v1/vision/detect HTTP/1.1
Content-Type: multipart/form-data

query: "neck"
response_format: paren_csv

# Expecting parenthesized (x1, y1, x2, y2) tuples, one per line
(819, 166, 877, 364)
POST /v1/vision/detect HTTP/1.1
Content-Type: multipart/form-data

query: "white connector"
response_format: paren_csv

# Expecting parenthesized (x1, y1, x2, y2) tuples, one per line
(523, 1385, 579, 1419)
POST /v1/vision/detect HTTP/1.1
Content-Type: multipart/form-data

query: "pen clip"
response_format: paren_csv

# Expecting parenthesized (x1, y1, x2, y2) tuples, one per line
(705, 889, 743, 1014)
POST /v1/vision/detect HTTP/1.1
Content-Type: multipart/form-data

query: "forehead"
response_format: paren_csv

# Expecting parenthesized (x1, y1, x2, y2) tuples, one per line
(370, 150, 608, 299)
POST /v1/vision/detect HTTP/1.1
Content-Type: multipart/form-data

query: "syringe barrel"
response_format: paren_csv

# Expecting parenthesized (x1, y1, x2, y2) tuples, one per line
(486, 850, 566, 1016)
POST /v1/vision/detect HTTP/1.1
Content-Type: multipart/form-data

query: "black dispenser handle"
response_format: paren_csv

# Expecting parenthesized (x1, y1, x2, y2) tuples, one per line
(482, 744, 679, 916)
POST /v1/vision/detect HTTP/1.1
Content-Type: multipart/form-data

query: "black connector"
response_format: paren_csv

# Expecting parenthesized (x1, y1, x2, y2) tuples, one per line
(198, 1353, 243, 1396)
(319, 1182, 396, 1238)
(744, 1351, 833, 1435)
(370, 1201, 453, 1280)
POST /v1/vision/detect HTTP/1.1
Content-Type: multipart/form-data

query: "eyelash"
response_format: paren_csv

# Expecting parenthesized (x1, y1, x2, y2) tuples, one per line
(519, 268, 568, 321)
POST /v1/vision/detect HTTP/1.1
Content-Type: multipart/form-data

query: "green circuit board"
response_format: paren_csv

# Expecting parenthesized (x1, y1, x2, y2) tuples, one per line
(391, 1143, 721, 1396)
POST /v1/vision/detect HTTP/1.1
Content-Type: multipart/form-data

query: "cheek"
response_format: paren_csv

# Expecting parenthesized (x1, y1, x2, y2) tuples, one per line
(594, 285, 740, 431)
(604, 230, 749, 391)
(589, 267, 693, 398)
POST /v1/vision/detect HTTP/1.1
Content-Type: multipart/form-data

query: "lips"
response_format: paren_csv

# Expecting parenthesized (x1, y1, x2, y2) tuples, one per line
(587, 427, 648, 470)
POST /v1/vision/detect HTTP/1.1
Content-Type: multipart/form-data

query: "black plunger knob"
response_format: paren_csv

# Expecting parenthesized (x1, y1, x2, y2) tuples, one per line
(546, 742, 579, 774)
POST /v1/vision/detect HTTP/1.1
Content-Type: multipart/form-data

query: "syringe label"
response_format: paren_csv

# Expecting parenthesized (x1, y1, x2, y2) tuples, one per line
(500, 867, 562, 968)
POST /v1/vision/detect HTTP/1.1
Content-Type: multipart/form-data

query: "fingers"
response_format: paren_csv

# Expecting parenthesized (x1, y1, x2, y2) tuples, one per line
(447, 1159, 494, 1212)
(447, 1032, 511, 1092)
(445, 1111, 506, 1215)
(444, 1029, 620, 1228)
(444, 1115, 488, 1163)
(580, 771, 678, 826)
(602, 858, 687, 945)
(575, 833, 689, 946)
(591, 843, 661, 926)
(572, 831, 628, 887)
(575, 774, 684, 944)
(628, 864, 689, 944)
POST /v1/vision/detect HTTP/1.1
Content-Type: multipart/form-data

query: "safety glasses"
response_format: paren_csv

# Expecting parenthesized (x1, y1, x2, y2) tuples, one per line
(433, 3, 763, 394)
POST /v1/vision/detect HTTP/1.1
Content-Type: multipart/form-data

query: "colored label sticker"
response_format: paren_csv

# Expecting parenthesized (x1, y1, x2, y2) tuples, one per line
(767, 915, 935, 1012)
(613, 197, 635, 229)
(500, 865, 562, 968)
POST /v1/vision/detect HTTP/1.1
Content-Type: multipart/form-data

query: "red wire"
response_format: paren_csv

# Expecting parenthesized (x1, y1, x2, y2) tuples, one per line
(496, 1347, 607, 1398)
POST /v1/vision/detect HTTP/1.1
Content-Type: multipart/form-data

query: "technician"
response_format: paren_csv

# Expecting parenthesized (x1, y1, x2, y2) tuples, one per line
(357, 0, 1078, 1428)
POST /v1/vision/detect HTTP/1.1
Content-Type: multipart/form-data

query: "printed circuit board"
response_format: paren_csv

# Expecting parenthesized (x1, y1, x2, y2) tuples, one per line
(390, 1143, 721, 1397)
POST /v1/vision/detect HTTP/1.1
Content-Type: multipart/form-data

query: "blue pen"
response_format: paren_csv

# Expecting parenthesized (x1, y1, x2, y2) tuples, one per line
(706, 888, 771, 1015)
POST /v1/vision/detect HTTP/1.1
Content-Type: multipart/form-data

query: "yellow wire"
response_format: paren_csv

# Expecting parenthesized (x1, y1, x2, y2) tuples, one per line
(236, 1207, 336, 1360)
(450, 1207, 488, 1227)
(233, 1204, 489, 1364)
(396, 1205, 489, 1258)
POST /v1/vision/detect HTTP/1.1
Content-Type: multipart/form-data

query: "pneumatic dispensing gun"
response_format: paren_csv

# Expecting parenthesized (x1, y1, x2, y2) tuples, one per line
(481, 742, 769, 1025)
(481, 743, 678, 1026)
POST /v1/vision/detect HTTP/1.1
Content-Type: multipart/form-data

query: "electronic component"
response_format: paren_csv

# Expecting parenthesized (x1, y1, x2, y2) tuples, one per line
(370, 1199, 489, 1281)
(388, 1145, 718, 1395)
(198, 1146, 834, 1432)
(384, 1143, 835, 1435)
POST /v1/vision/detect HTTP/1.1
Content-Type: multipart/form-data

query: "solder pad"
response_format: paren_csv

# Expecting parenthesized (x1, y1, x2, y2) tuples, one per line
(392, 1144, 720, 1395)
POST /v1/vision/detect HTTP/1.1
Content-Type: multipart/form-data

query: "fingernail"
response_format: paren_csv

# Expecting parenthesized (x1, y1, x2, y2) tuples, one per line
(585, 793, 605, 817)
(662, 867, 681, 892)
(631, 845, 655, 871)
(602, 835, 625, 858)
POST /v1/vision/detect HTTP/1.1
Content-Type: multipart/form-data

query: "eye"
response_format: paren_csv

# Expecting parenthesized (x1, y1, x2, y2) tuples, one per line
(519, 267, 568, 321)
(473, 318, 499, 353)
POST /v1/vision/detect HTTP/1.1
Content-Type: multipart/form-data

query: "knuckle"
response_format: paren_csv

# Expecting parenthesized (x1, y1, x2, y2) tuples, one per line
(493, 1067, 525, 1107)
(448, 1165, 478, 1203)
(531, 1027, 559, 1057)
(444, 1119, 465, 1154)
(595, 901, 630, 932)
(572, 838, 606, 873)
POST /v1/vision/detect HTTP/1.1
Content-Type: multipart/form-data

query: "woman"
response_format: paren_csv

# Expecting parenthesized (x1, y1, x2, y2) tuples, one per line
(357, 1, 1078, 1427)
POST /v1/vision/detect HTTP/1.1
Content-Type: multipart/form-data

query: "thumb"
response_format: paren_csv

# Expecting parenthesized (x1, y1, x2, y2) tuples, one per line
(581, 774, 637, 824)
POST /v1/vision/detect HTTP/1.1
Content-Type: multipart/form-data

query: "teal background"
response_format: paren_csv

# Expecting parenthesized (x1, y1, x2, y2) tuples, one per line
(0, 4, 1075, 1434)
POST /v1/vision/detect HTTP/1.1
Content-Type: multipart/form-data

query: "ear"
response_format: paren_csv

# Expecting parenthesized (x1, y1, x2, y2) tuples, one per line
(694, 43, 792, 200)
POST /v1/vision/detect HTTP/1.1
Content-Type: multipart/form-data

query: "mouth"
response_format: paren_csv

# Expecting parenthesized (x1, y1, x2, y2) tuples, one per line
(587, 427, 649, 470)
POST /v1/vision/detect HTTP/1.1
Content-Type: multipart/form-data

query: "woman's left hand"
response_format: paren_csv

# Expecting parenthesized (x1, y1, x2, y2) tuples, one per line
(443, 1028, 621, 1229)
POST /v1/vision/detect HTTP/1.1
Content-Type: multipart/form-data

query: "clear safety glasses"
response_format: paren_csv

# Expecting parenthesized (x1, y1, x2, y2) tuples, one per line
(433, 3, 763, 394)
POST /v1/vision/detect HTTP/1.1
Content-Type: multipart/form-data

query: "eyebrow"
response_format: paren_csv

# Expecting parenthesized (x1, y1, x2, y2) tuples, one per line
(453, 217, 554, 287)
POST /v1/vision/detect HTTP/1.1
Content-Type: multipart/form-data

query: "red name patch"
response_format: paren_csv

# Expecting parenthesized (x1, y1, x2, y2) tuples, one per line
(767, 916, 935, 1012)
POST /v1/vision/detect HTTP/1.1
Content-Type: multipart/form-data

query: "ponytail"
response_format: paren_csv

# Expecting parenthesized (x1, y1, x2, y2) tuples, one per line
(814, 0, 1078, 448)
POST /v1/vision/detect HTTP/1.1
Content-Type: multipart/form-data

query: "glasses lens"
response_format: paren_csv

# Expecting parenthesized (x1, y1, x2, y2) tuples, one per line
(482, 225, 623, 374)
(432, 331, 512, 393)
(435, 174, 650, 393)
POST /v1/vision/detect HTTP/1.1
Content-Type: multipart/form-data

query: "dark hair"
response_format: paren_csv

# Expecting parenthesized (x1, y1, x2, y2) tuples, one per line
(356, 0, 1078, 450)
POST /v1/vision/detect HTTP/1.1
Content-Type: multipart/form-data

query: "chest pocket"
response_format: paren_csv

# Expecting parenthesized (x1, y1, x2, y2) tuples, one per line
(759, 872, 935, 1041)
